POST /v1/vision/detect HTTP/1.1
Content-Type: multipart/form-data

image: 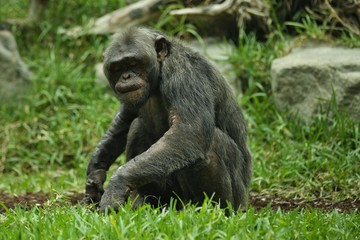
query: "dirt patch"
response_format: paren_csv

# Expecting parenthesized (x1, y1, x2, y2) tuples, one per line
(0, 191, 84, 213)
(0, 191, 358, 214)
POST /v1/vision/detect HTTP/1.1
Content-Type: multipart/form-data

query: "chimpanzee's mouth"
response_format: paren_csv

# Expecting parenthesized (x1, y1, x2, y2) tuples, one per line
(115, 82, 142, 94)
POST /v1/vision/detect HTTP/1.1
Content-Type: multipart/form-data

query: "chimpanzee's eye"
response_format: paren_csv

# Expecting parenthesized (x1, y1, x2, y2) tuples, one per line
(108, 60, 123, 72)
(128, 61, 137, 67)
(110, 65, 122, 72)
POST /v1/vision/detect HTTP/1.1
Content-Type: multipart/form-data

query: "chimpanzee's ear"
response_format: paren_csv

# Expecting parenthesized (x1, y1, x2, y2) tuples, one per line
(155, 35, 170, 62)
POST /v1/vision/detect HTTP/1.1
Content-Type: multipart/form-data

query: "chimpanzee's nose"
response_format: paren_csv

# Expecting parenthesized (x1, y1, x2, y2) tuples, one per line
(122, 73, 131, 80)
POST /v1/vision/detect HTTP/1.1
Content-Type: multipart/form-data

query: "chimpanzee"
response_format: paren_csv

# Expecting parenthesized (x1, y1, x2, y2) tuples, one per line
(82, 27, 252, 212)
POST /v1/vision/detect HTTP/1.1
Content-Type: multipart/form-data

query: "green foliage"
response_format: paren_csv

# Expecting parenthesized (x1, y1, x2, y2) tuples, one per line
(0, 30, 115, 173)
(244, 91, 360, 200)
(268, 0, 360, 38)
(153, 1, 202, 41)
(225, 19, 359, 201)
(0, 1, 359, 238)
(0, 200, 359, 239)
(0, 0, 127, 25)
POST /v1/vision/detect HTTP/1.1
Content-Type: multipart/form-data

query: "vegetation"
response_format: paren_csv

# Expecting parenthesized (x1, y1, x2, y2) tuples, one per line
(0, 0, 359, 239)
(1, 202, 359, 239)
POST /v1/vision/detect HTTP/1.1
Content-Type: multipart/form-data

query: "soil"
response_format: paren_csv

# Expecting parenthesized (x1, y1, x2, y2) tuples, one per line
(0, 191, 358, 214)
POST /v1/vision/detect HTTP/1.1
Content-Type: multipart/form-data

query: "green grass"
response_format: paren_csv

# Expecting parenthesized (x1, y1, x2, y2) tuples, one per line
(1, 201, 359, 239)
(0, 0, 359, 239)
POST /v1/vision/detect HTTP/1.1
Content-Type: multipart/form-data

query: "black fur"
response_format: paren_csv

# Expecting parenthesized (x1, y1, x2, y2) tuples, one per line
(82, 27, 252, 212)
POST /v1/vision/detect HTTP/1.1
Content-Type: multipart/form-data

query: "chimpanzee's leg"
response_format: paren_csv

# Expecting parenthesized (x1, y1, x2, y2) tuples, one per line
(174, 128, 247, 210)
(125, 118, 152, 160)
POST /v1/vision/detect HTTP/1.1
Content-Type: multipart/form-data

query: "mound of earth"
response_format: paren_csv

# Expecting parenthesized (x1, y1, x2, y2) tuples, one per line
(0, 191, 358, 214)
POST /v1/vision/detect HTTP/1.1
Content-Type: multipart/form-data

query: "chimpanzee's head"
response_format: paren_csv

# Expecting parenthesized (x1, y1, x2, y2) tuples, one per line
(103, 27, 170, 108)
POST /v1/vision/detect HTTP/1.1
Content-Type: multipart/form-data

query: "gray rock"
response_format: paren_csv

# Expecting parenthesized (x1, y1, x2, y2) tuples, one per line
(271, 47, 360, 121)
(0, 30, 32, 102)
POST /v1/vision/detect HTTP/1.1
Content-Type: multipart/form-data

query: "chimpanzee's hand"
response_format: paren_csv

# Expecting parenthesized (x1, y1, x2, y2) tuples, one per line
(81, 169, 106, 205)
(99, 174, 131, 212)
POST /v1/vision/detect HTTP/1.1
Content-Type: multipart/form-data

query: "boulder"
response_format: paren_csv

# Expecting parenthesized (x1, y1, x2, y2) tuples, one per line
(0, 30, 32, 102)
(271, 47, 360, 121)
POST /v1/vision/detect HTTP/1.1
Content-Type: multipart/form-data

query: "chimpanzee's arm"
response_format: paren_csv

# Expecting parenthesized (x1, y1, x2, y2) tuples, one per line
(119, 116, 214, 184)
(83, 106, 137, 204)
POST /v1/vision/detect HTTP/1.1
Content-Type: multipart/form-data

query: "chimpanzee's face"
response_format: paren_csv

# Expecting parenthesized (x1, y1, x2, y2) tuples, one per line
(103, 41, 160, 108)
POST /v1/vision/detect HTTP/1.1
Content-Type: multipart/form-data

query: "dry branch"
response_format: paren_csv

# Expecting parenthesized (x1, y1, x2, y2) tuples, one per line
(323, 0, 360, 35)
(61, 0, 169, 37)
(170, 0, 271, 36)
(170, 0, 234, 16)
(60, 0, 271, 38)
